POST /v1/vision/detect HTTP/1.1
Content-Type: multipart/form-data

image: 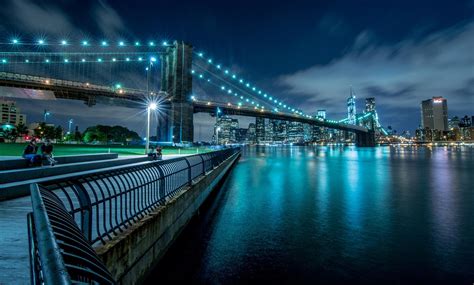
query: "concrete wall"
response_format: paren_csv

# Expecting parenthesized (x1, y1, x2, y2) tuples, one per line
(95, 152, 241, 284)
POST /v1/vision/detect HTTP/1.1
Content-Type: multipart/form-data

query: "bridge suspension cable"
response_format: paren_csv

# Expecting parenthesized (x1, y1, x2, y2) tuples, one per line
(192, 50, 309, 117)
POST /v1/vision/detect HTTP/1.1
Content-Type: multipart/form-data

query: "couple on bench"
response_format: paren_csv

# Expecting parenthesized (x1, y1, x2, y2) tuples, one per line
(22, 139, 58, 167)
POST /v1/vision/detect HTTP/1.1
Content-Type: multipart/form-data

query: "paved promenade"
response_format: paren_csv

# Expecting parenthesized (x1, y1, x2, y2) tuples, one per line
(0, 154, 186, 284)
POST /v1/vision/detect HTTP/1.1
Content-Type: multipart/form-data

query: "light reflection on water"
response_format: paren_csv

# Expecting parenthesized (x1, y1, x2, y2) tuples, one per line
(148, 146, 474, 284)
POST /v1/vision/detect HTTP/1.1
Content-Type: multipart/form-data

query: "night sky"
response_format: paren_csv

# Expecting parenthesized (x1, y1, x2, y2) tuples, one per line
(0, 0, 473, 140)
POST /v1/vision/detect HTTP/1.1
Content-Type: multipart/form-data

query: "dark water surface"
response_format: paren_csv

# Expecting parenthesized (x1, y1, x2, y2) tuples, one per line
(146, 146, 474, 284)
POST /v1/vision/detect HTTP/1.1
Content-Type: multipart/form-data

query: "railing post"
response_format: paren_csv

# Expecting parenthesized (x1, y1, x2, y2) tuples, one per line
(184, 158, 192, 185)
(199, 154, 205, 176)
(71, 181, 93, 242)
(155, 164, 166, 204)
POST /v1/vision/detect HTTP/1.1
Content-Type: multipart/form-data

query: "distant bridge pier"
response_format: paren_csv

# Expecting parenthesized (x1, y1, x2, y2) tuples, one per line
(356, 130, 376, 147)
(158, 41, 194, 143)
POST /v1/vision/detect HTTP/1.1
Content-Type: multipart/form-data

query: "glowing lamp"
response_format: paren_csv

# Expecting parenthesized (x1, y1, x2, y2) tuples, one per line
(148, 102, 158, 110)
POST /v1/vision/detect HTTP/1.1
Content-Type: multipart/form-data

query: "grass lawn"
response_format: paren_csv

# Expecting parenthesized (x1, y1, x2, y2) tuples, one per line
(0, 143, 211, 157)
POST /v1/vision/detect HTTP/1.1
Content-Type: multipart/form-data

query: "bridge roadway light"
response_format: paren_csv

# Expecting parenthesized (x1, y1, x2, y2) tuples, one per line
(145, 102, 158, 154)
(38, 39, 45, 45)
(61, 40, 67, 45)
(12, 39, 19, 44)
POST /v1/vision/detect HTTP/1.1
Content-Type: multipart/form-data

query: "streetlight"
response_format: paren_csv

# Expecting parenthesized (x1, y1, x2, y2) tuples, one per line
(68, 119, 73, 134)
(145, 102, 158, 154)
(147, 57, 157, 95)
(44, 110, 51, 122)
(216, 127, 221, 145)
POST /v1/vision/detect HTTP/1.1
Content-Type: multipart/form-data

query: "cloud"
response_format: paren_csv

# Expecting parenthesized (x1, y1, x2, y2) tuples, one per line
(1, 0, 128, 39)
(279, 21, 474, 129)
(1, 0, 76, 36)
(93, 0, 128, 38)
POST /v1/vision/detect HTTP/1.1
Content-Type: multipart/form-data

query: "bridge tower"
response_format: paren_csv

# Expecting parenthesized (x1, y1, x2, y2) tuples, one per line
(158, 41, 194, 143)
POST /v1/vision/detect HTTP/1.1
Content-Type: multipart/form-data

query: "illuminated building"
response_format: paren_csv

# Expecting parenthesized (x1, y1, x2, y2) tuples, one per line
(347, 87, 356, 125)
(421, 97, 448, 131)
(256, 117, 265, 143)
(365, 97, 375, 113)
(0, 99, 26, 126)
(247, 123, 256, 143)
(317, 109, 326, 119)
(214, 116, 238, 144)
(287, 121, 304, 143)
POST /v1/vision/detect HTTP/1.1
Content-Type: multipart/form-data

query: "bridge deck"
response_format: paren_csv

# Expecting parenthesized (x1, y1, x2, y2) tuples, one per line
(193, 101, 368, 133)
(0, 154, 188, 285)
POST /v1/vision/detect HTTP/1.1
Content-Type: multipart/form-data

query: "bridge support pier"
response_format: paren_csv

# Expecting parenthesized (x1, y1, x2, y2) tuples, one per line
(356, 130, 376, 147)
(158, 41, 194, 143)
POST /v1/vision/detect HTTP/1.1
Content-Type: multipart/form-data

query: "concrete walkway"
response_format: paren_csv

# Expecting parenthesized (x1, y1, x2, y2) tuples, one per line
(0, 154, 188, 285)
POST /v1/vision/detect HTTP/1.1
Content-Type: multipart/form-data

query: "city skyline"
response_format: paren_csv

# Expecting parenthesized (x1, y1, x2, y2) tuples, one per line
(0, 0, 472, 135)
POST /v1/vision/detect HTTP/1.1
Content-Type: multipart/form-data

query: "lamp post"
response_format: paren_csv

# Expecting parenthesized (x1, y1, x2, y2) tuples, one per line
(216, 127, 221, 145)
(147, 57, 157, 95)
(43, 110, 51, 123)
(146, 102, 158, 154)
(67, 119, 73, 134)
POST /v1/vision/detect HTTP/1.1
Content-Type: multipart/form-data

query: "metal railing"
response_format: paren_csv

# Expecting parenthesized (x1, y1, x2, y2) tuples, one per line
(28, 185, 115, 285)
(27, 147, 241, 284)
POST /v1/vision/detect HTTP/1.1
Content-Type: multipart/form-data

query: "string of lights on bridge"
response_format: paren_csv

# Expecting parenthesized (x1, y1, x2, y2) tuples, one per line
(0, 37, 172, 48)
(0, 56, 158, 65)
(192, 51, 312, 118)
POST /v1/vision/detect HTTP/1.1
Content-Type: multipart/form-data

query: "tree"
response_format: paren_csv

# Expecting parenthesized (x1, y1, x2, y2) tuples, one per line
(4, 128, 18, 142)
(16, 123, 28, 138)
(82, 125, 140, 144)
(34, 122, 56, 140)
(54, 126, 63, 141)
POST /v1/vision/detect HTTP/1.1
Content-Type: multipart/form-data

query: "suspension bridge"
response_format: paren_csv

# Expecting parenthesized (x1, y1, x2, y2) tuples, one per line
(0, 37, 381, 146)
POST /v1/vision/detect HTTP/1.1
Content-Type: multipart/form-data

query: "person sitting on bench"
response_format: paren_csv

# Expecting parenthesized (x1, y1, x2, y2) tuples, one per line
(155, 145, 162, 160)
(41, 139, 57, 166)
(22, 139, 42, 167)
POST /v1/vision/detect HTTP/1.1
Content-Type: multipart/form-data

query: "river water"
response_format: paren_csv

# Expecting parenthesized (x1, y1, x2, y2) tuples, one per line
(147, 146, 474, 284)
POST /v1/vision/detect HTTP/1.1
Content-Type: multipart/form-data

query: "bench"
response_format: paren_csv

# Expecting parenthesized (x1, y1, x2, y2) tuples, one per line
(0, 153, 119, 171)
(0, 155, 152, 200)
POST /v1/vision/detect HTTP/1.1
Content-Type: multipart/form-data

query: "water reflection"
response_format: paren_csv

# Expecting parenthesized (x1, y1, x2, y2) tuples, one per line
(148, 146, 474, 284)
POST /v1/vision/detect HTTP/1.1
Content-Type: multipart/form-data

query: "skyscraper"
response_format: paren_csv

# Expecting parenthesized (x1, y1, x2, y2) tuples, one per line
(347, 87, 356, 124)
(264, 119, 275, 142)
(421, 97, 448, 131)
(214, 116, 239, 144)
(255, 117, 265, 143)
(365, 97, 375, 113)
(287, 121, 304, 143)
(247, 123, 256, 143)
(317, 109, 326, 119)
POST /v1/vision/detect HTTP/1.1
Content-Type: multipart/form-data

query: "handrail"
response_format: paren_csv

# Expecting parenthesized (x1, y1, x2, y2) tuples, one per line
(28, 185, 71, 285)
(28, 184, 115, 284)
(27, 147, 241, 284)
